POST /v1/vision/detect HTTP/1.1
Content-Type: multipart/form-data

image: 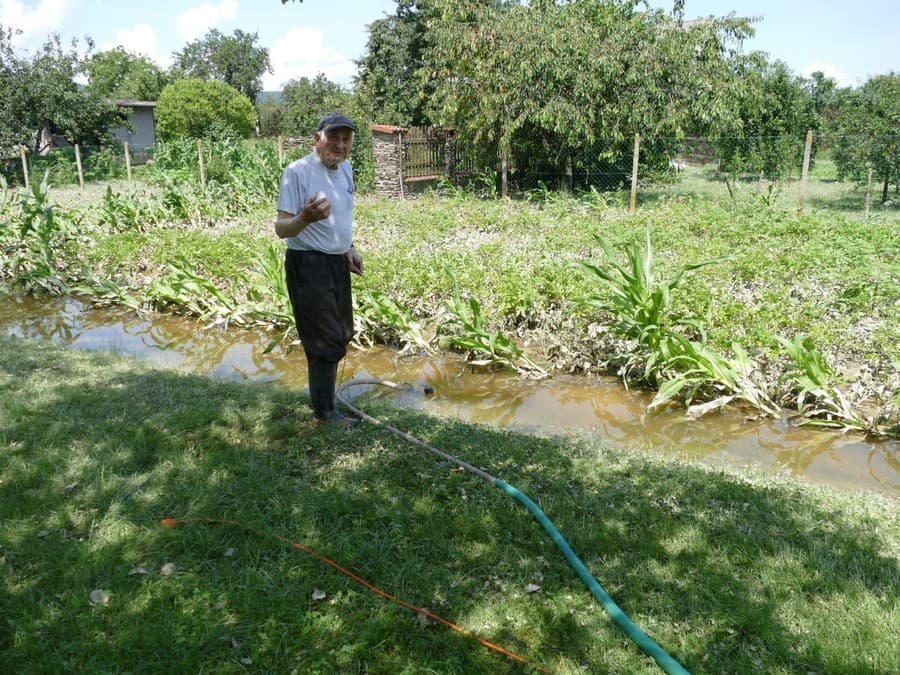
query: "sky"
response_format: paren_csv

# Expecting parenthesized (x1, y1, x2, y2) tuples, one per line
(1, 0, 897, 90)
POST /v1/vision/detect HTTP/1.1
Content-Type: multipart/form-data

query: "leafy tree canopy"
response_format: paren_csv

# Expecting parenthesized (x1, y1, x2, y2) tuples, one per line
(419, 0, 756, 177)
(831, 72, 900, 202)
(85, 46, 168, 101)
(155, 78, 256, 141)
(355, 1, 434, 127)
(256, 74, 351, 137)
(0, 27, 127, 151)
(715, 58, 819, 176)
(170, 29, 271, 102)
(285, 74, 352, 134)
(356, 0, 516, 128)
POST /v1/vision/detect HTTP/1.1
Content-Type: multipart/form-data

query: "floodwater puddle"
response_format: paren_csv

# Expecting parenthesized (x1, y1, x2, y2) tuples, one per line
(2, 294, 897, 497)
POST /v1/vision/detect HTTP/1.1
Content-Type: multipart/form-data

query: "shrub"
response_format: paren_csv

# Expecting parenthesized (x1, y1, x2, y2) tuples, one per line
(155, 79, 256, 141)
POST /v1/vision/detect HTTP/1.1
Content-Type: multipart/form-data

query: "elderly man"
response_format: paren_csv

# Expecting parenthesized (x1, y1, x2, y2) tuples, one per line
(275, 112, 364, 426)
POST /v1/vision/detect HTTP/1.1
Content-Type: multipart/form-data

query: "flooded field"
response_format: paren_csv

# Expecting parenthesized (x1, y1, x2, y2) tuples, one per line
(3, 294, 897, 497)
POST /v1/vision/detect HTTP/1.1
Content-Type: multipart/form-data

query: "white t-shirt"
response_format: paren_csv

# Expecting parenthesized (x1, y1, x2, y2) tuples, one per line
(277, 151, 355, 254)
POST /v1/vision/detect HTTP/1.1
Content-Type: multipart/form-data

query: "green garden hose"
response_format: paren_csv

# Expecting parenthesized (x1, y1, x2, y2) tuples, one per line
(336, 378, 690, 675)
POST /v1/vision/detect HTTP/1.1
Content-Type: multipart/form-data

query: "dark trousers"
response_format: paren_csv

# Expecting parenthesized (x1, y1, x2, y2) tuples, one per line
(285, 249, 354, 366)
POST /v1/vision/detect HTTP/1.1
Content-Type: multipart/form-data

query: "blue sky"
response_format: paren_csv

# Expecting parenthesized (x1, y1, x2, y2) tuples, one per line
(1, 0, 897, 90)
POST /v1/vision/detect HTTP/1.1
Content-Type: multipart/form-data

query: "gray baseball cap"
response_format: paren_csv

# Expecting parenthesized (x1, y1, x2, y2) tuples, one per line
(316, 112, 356, 133)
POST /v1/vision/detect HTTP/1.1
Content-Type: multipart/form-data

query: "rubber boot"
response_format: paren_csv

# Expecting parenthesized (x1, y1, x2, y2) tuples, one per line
(307, 362, 359, 427)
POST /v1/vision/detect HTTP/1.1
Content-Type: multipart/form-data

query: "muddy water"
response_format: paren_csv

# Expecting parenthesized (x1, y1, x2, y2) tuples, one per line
(3, 295, 897, 497)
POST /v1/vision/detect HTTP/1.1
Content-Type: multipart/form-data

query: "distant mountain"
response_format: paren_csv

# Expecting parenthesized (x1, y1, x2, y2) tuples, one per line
(257, 91, 283, 104)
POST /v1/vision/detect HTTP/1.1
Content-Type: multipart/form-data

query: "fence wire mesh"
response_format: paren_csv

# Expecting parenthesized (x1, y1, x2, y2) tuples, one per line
(1, 144, 135, 187)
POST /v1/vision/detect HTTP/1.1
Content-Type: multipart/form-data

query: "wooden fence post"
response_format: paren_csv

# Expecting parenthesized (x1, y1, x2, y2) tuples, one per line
(20, 145, 29, 190)
(124, 142, 133, 182)
(397, 130, 405, 200)
(865, 167, 873, 222)
(74, 144, 85, 189)
(197, 139, 206, 189)
(500, 150, 508, 199)
(629, 133, 640, 213)
(797, 129, 813, 215)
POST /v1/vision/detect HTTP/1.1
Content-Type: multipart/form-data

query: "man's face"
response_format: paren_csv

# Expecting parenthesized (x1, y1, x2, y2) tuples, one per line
(315, 127, 354, 169)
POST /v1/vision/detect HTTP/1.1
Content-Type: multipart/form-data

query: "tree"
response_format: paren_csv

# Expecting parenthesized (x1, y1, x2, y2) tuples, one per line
(170, 29, 271, 102)
(155, 79, 256, 141)
(0, 28, 127, 151)
(355, 0, 516, 128)
(714, 58, 819, 177)
(282, 74, 352, 134)
(831, 73, 900, 203)
(803, 71, 842, 148)
(255, 74, 350, 137)
(421, 0, 756, 187)
(85, 47, 168, 101)
(355, 1, 433, 127)
(256, 97, 289, 138)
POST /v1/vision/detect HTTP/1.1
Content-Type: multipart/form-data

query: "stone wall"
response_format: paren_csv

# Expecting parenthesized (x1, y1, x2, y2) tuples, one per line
(370, 124, 406, 198)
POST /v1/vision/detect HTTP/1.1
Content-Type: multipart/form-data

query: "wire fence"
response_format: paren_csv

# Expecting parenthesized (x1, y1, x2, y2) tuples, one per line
(4, 133, 896, 219)
(402, 131, 897, 216)
(1, 143, 139, 189)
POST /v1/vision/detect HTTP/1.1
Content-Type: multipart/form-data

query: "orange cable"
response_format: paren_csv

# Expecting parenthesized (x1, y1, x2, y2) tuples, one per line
(160, 517, 547, 673)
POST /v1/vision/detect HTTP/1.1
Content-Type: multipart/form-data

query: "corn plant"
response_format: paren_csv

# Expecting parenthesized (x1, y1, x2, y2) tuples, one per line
(97, 186, 159, 232)
(148, 256, 241, 324)
(354, 286, 434, 354)
(524, 181, 559, 204)
(647, 334, 778, 418)
(573, 224, 785, 418)
(437, 270, 544, 376)
(152, 173, 227, 226)
(3, 172, 74, 294)
(776, 334, 875, 433)
(243, 241, 294, 328)
(69, 276, 143, 310)
(576, 223, 731, 373)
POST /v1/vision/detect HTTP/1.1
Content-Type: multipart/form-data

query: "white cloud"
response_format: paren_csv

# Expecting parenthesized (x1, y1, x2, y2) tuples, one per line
(104, 23, 171, 69)
(265, 26, 356, 90)
(0, 0, 71, 45)
(801, 60, 856, 88)
(175, 0, 238, 42)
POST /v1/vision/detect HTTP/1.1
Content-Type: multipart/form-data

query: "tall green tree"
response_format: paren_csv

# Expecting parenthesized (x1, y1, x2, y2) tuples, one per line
(355, 1, 434, 127)
(170, 29, 271, 102)
(282, 74, 352, 134)
(715, 58, 819, 177)
(356, 0, 515, 127)
(155, 79, 256, 141)
(256, 74, 351, 137)
(256, 97, 289, 138)
(0, 28, 126, 151)
(804, 71, 842, 147)
(85, 47, 168, 101)
(831, 73, 900, 203)
(422, 0, 755, 184)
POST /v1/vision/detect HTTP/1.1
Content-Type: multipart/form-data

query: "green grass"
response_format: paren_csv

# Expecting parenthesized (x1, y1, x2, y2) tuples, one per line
(1, 337, 898, 673)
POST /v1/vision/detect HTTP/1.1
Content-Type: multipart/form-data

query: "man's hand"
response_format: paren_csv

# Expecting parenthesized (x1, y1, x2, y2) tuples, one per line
(300, 193, 331, 224)
(347, 247, 364, 275)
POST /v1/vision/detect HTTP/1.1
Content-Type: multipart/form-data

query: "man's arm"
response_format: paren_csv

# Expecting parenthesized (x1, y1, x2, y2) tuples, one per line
(274, 195, 331, 239)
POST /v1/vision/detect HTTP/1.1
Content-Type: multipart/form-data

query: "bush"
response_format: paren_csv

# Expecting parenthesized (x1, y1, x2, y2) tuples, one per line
(155, 79, 256, 141)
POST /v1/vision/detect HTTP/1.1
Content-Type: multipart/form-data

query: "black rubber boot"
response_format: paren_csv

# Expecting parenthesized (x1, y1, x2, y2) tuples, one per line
(307, 362, 359, 427)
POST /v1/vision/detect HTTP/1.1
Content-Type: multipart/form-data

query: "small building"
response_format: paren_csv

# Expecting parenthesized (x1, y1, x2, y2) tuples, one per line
(109, 100, 157, 161)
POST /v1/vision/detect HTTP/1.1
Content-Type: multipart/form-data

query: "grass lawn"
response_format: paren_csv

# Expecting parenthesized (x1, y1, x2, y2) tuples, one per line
(1, 336, 897, 673)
